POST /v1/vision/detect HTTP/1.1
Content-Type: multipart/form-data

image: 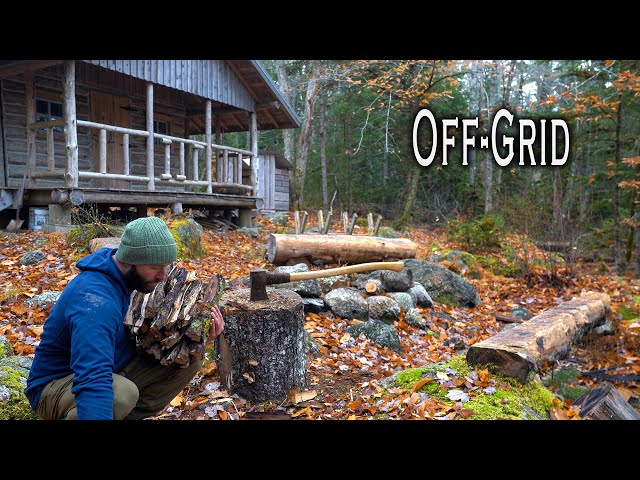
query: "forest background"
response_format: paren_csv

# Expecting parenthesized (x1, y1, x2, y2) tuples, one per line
(222, 59, 640, 276)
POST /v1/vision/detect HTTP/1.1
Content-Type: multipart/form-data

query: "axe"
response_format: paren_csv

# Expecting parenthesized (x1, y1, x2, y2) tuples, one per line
(249, 261, 405, 301)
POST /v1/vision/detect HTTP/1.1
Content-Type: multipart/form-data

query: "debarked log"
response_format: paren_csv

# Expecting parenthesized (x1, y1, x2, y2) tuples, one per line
(216, 288, 306, 403)
(267, 233, 417, 265)
(466, 291, 611, 383)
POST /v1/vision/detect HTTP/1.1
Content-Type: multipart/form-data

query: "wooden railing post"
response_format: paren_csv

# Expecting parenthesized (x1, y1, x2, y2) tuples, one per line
(192, 144, 203, 181)
(177, 141, 186, 181)
(215, 116, 222, 182)
(123, 133, 130, 176)
(222, 149, 229, 182)
(161, 138, 172, 179)
(99, 129, 107, 173)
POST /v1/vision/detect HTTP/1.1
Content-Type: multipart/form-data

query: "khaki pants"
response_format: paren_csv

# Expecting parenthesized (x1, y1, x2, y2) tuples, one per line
(36, 350, 202, 420)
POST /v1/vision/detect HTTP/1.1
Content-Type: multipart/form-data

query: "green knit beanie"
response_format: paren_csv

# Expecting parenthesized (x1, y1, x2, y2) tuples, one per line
(115, 217, 177, 265)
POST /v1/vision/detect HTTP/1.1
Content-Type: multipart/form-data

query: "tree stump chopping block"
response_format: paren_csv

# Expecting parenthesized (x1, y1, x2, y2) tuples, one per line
(216, 288, 307, 403)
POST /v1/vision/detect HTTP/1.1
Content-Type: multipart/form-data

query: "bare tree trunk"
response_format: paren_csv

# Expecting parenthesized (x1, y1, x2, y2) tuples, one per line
(553, 167, 564, 238)
(482, 62, 499, 214)
(614, 92, 624, 274)
(563, 121, 581, 226)
(635, 175, 640, 278)
(346, 107, 353, 213)
(395, 165, 421, 229)
(275, 61, 295, 167)
(513, 61, 524, 109)
(292, 61, 321, 211)
(579, 130, 595, 225)
(382, 91, 391, 214)
(320, 97, 328, 213)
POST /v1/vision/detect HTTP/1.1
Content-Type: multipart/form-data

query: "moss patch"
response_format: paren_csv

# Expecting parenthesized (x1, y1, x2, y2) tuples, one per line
(480, 256, 522, 278)
(390, 354, 557, 420)
(0, 365, 40, 420)
(542, 366, 590, 402)
(66, 223, 124, 253)
(169, 218, 205, 260)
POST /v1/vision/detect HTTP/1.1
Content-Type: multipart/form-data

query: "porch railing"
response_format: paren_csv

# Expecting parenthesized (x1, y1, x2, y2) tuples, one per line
(28, 119, 253, 194)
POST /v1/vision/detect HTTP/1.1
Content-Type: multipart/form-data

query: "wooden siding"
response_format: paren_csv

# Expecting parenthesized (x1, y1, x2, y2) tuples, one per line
(83, 60, 255, 112)
(274, 168, 290, 211)
(1, 65, 190, 191)
(255, 152, 290, 212)
(0, 80, 5, 184)
(1, 72, 92, 188)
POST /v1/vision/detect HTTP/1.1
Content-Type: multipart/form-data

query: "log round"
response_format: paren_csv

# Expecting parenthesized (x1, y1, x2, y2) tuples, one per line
(267, 233, 417, 265)
(216, 287, 306, 403)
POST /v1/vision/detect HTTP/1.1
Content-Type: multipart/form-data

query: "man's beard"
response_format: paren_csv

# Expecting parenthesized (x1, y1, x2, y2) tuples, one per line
(124, 265, 157, 293)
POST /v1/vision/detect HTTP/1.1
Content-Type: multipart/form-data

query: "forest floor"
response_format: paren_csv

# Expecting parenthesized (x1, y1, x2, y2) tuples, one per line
(1, 212, 639, 421)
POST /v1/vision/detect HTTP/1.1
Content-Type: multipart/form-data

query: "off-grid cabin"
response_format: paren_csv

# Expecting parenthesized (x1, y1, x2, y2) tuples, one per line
(0, 60, 300, 231)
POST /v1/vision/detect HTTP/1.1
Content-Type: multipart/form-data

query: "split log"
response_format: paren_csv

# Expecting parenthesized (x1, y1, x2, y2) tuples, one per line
(267, 233, 417, 265)
(466, 291, 610, 383)
(216, 288, 306, 403)
(124, 266, 225, 368)
(572, 383, 640, 420)
(365, 279, 384, 295)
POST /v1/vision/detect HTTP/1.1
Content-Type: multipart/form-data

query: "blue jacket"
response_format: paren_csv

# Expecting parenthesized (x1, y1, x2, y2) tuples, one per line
(25, 247, 137, 419)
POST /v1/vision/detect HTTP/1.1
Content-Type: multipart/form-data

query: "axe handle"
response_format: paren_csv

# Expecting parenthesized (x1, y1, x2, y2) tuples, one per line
(288, 261, 404, 282)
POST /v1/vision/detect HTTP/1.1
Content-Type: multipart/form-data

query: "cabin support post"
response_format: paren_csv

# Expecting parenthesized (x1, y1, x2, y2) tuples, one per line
(146, 82, 155, 190)
(205, 100, 212, 193)
(215, 116, 222, 182)
(25, 69, 36, 187)
(250, 111, 258, 197)
(45, 204, 72, 234)
(63, 60, 79, 189)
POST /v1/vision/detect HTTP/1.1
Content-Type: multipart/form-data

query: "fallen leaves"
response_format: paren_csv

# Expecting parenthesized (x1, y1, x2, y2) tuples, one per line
(2, 216, 640, 421)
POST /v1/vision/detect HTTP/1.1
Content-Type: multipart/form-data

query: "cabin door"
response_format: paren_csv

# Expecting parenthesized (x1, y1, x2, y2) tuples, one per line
(90, 91, 130, 189)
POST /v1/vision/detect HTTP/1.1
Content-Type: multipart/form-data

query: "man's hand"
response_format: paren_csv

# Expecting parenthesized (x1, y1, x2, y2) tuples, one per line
(207, 305, 224, 343)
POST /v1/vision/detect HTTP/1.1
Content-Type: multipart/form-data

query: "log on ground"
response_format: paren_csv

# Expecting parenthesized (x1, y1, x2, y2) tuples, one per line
(466, 291, 611, 383)
(216, 287, 306, 403)
(267, 233, 417, 265)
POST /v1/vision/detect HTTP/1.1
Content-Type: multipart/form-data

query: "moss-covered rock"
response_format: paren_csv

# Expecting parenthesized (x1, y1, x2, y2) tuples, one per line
(0, 358, 39, 420)
(169, 218, 205, 260)
(346, 319, 402, 352)
(388, 354, 557, 420)
(0, 336, 12, 359)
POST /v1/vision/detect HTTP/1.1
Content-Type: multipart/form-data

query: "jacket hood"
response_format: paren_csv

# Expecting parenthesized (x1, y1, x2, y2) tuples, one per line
(76, 247, 132, 296)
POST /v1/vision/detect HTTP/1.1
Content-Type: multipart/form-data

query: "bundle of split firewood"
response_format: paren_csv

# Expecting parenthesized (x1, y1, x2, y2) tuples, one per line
(124, 266, 226, 368)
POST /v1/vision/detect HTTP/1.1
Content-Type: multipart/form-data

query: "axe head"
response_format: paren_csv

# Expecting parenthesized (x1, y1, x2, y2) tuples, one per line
(249, 269, 270, 301)
(249, 269, 292, 301)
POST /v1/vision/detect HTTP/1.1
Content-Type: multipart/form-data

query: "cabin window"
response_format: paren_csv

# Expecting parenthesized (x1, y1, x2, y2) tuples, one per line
(154, 119, 169, 145)
(36, 99, 64, 133)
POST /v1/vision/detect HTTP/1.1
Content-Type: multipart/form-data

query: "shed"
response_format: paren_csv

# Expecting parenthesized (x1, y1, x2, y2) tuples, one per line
(253, 151, 292, 212)
(0, 60, 300, 230)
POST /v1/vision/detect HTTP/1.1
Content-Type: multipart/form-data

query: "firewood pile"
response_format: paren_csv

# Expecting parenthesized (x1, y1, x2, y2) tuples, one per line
(124, 266, 226, 368)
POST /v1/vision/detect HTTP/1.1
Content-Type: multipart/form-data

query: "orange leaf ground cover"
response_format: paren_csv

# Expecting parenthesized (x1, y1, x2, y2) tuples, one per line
(1, 213, 639, 420)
